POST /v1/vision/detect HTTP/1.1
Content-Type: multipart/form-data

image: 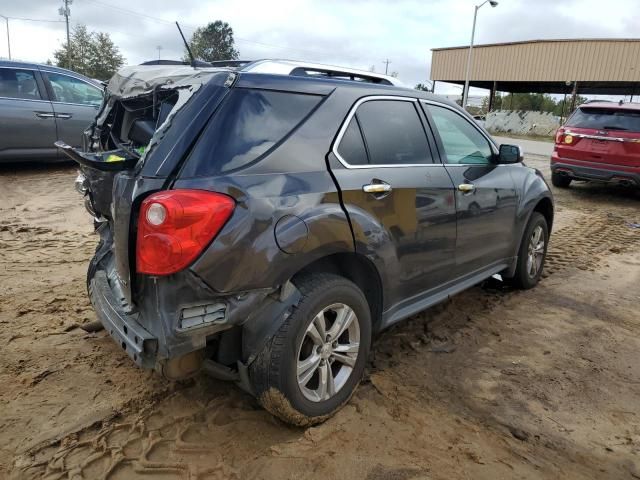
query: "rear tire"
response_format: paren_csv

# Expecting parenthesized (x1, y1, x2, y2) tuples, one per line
(249, 273, 371, 426)
(551, 172, 571, 188)
(510, 212, 549, 289)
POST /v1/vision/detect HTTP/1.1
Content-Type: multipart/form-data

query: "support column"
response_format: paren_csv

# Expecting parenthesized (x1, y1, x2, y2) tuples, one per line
(432, 80, 436, 94)
(560, 92, 567, 124)
(488, 81, 497, 112)
(569, 81, 578, 113)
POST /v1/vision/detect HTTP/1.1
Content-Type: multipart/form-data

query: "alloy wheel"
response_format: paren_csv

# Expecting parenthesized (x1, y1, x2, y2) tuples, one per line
(526, 225, 545, 278)
(296, 303, 360, 402)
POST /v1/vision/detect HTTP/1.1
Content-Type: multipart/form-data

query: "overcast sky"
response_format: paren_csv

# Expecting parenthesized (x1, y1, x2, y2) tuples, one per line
(2, 0, 638, 94)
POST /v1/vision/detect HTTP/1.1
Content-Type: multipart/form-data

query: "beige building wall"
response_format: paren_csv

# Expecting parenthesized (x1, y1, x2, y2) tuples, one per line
(431, 39, 640, 82)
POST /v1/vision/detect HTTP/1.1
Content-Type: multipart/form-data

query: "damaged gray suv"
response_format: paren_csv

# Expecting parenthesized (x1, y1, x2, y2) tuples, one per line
(59, 59, 553, 426)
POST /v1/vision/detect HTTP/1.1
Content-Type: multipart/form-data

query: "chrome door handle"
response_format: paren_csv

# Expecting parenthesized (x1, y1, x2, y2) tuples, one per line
(458, 183, 475, 193)
(55, 113, 73, 119)
(363, 183, 392, 194)
(34, 112, 55, 118)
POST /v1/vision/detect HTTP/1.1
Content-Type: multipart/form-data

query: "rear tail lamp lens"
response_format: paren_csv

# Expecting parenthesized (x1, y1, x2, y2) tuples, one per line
(146, 203, 167, 226)
(555, 128, 565, 144)
(136, 190, 235, 275)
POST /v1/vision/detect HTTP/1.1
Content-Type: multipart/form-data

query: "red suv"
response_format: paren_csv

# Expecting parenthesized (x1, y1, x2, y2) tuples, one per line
(551, 101, 640, 188)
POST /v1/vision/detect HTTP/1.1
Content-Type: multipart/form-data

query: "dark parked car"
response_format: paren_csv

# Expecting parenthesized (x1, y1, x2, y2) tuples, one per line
(551, 101, 640, 188)
(59, 60, 553, 426)
(0, 60, 103, 162)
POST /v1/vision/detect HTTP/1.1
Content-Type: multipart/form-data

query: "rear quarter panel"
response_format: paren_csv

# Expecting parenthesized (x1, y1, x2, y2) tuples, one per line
(174, 88, 362, 293)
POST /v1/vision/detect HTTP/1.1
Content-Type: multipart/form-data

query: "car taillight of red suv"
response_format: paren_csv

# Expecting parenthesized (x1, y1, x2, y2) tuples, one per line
(550, 101, 640, 188)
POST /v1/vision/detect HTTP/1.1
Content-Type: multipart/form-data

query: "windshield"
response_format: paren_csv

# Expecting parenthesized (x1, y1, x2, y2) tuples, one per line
(566, 107, 640, 132)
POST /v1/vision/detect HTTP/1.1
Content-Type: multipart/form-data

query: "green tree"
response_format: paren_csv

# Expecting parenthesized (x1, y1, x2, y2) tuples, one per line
(54, 24, 94, 74)
(90, 33, 125, 80)
(185, 21, 239, 62)
(53, 24, 125, 80)
(414, 83, 432, 92)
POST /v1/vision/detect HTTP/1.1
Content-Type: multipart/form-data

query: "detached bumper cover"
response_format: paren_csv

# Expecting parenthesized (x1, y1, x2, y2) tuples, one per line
(551, 156, 640, 184)
(89, 270, 158, 369)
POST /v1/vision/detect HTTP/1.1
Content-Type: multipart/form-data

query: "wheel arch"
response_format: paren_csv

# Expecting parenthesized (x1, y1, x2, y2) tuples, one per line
(533, 196, 554, 233)
(292, 252, 384, 332)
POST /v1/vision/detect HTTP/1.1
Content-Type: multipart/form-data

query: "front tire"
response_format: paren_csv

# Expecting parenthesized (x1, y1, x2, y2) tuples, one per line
(510, 212, 549, 289)
(551, 172, 571, 188)
(249, 273, 371, 426)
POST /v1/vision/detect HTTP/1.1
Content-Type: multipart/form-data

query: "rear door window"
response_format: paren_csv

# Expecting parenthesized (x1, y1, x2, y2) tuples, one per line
(355, 100, 433, 165)
(336, 118, 368, 166)
(0, 68, 42, 100)
(182, 89, 322, 176)
(566, 107, 640, 132)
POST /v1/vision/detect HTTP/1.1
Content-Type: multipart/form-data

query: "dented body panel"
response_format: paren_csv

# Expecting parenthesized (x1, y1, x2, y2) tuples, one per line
(65, 64, 553, 384)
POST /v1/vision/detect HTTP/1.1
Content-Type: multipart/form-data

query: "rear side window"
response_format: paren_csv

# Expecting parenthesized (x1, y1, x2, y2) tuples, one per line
(336, 118, 368, 165)
(566, 107, 640, 132)
(182, 89, 321, 176)
(356, 100, 433, 165)
(0, 69, 42, 100)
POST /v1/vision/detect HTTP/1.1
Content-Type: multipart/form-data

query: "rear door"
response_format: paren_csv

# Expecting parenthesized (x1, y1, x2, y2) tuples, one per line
(0, 67, 58, 161)
(330, 96, 457, 306)
(41, 70, 103, 148)
(422, 101, 518, 276)
(559, 106, 640, 169)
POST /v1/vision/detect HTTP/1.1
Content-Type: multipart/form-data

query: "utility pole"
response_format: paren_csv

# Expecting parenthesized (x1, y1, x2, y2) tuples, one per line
(0, 15, 10, 60)
(59, 0, 72, 67)
(462, 0, 499, 111)
(156, 45, 163, 60)
(382, 59, 391, 75)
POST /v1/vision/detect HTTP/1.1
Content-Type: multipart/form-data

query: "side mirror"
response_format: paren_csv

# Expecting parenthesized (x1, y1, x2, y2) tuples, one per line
(498, 144, 523, 164)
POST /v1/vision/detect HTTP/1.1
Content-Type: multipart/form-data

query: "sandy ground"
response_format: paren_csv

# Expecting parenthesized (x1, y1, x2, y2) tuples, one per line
(1, 156, 639, 480)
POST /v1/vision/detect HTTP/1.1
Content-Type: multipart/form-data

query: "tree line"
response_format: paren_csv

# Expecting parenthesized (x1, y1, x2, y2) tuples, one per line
(53, 21, 241, 80)
(481, 92, 588, 116)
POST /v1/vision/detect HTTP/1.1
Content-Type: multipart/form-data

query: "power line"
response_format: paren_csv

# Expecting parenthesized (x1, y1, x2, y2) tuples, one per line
(0, 15, 65, 23)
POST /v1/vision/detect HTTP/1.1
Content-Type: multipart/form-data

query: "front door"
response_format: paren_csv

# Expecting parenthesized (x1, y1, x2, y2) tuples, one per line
(329, 97, 457, 308)
(0, 67, 58, 160)
(41, 71, 103, 148)
(423, 101, 518, 276)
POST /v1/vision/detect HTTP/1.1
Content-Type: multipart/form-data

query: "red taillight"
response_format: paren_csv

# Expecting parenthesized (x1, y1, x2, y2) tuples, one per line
(555, 128, 565, 144)
(136, 190, 235, 275)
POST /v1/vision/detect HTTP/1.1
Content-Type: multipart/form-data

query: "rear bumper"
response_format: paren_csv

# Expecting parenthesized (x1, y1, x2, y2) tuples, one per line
(550, 155, 640, 185)
(89, 270, 158, 369)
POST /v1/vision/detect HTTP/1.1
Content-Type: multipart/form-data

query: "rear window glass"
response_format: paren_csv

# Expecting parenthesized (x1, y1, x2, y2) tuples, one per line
(566, 107, 640, 132)
(181, 89, 322, 176)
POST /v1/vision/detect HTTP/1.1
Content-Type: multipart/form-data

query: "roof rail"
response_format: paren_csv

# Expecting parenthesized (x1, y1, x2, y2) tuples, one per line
(240, 59, 404, 86)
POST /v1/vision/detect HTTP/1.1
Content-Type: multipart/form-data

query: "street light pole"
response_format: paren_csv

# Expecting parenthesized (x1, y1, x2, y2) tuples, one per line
(0, 15, 10, 60)
(462, 0, 498, 111)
